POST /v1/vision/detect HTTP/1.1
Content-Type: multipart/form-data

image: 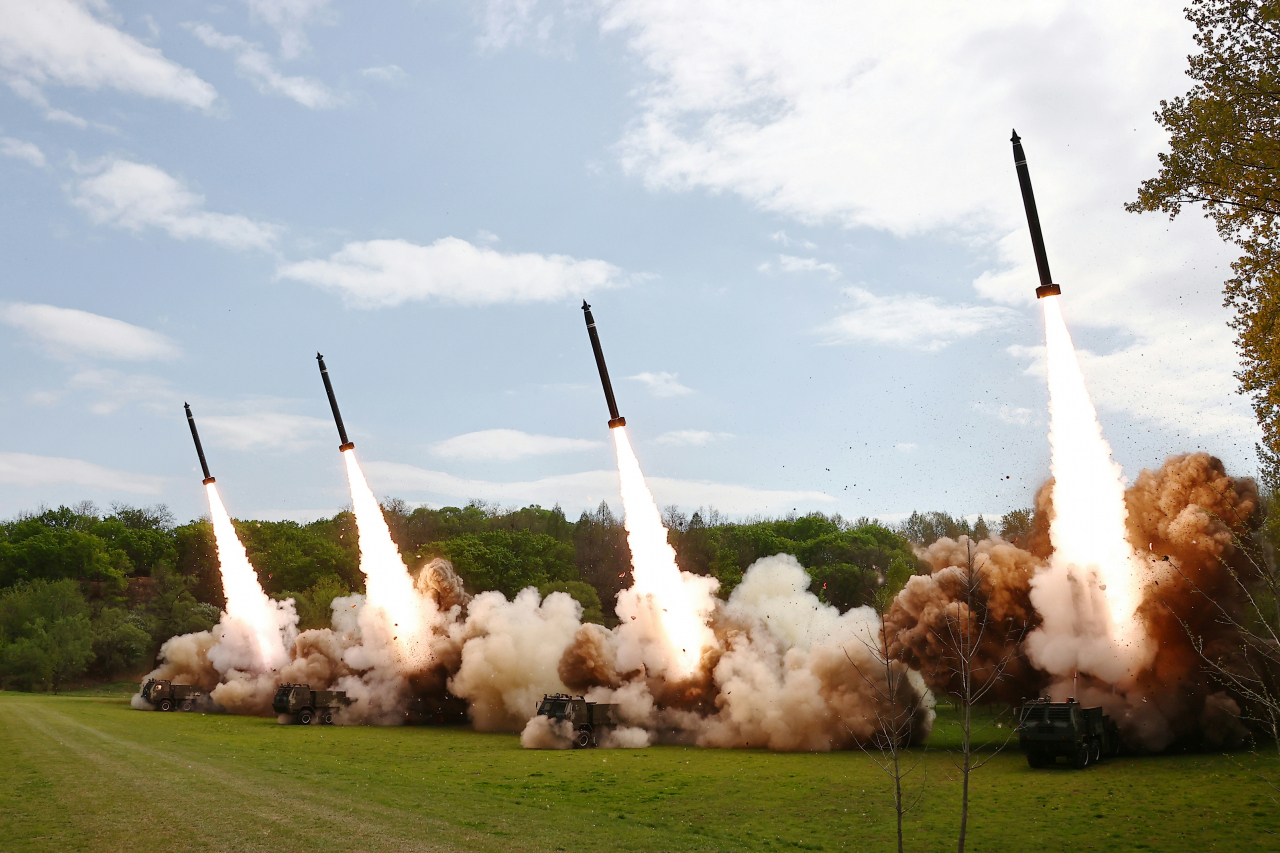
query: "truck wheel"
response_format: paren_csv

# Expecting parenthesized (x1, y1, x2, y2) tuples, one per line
(298, 709, 314, 725)
(1074, 745, 1091, 769)
(1026, 751, 1047, 768)
(1091, 740, 1102, 764)
(181, 700, 193, 712)
(574, 728, 593, 749)
(159, 699, 172, 712)
(322, 712, 334, 725)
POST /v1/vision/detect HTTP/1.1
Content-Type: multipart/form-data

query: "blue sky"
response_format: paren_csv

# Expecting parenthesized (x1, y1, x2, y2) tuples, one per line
(0, 0, 1259, 525)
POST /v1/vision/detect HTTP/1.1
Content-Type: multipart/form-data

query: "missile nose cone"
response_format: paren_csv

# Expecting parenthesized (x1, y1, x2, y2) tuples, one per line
(1011, 129, 1020, 143)
(582, 300, 591, 311)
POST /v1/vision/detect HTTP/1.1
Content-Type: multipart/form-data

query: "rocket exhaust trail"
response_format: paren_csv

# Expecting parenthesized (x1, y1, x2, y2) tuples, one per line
(1009, 132, 1152, 680)
(581, 302, 710, 677)
(313, 352, 434, 666)
(180, 404, 289, 670)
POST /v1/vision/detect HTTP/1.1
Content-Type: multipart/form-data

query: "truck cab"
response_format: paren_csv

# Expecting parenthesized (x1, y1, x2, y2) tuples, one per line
(1018, 698, 1121, 768)
(536, 693, 618, 748)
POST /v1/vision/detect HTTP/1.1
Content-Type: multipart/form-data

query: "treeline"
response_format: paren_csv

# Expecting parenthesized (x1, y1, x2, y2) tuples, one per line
(0, 499, 1032, 691)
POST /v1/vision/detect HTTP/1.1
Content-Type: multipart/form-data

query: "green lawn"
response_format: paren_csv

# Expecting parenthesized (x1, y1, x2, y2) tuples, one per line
(1, 688, 1276, 852)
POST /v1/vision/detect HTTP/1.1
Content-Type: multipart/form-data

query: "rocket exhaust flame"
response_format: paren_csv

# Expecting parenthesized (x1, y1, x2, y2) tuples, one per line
(204, 482, 291, 671)
(341, 447, 436, 668)
(611, 427, 713, 678)
(1027, 296, 1153, 680)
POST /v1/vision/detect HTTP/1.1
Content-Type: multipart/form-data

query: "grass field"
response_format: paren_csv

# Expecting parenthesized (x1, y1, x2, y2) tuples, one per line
(1, 687, 1277, 852)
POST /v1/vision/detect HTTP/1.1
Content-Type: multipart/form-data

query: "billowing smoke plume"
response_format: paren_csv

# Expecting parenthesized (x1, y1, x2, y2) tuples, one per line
(884, 452, 1261, 751)
(133, 482, 297, 711)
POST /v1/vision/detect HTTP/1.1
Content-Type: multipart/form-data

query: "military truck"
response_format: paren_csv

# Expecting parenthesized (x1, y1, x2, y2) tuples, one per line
(1018, 697, 1121, 768)
(536, 693, 619, 748)
(140, 678, 205, 712)
(272, 683, 350, 725)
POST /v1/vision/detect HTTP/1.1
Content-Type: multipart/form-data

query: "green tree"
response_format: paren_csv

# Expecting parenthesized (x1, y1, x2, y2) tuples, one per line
(90, 607, 151, 678)
(286, 575, 351, 631)
(0, 579, 94, 692)
(538, 580, 606, 624)
(1127, 0, 1280, 483)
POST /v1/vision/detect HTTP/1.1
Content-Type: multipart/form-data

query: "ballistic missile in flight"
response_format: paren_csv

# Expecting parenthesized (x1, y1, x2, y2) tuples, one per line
(184, 403, 216, 485)
(1011, 130, 1062, 299)
(316, 352, 355, 451)
(582, 301, 626, 429)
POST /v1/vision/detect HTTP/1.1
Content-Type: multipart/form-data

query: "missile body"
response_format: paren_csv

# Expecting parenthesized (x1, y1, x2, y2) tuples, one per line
(1010, 130, 1061, 299)
(184, 403, 216, 485)
(581, 301, 626, 429)
(316, 353, 355, 451)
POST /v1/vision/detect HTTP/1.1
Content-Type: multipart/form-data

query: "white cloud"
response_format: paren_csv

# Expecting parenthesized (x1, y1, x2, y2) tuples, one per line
(431, 429, 603, 461)
(71, 159, 281, 250)
(653, 429, 732, 447)
(0, 303, 179, 361)
(361, 64, 406, 83)
(242, 0, 334, 59)
(200, 411, 331, 451)
(186, 22, 340, 108)
(771, 230, 816, 250)
(0, 0, 216, 110)
(364, 460, 835, 515)
(974, 400, 1036, 426)
(777, 254, 839, 277)
(593, 0, 1249, 435)
(895, 443, 917, 453)
(67, 369, 175, 415)
(820, 286, 1013, 351)
(277, 237, 624, 307)
(630, 371, 693, 397)
(0, 136, 45, 167)
(0, 451, 165, 494)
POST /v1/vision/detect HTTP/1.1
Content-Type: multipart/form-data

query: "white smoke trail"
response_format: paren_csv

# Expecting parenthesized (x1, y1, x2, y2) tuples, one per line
(1026, 296, 1153, 682)
(341, 448, 437, 669)
(610, 428, 716, 679)
(204, 483, 292, 671)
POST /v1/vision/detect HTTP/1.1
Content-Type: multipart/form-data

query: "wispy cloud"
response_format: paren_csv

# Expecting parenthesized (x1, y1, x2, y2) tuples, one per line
(820, 286, 1013, 351)
(67, 369, 175, 415)
(278, 237, 623, 307)
(361, 64, 406, 83)
(0, 303, 179, 361)
(431, 429, 603, 461)
(242, 0, 334, 59)
(771, 230, 817, 250)
(364, 461, 835, 515)
(0, 451, 165, 494)
(186, 22, 340, 108)
(630, 371, 693, 397)
(71, 159, 281, 250)
(778, 254, 839, 277)
(200, 410, 332, 451)
(0, 0, 216, 112)
(0, 137, 46, 167)
(653, 430, 733, 447)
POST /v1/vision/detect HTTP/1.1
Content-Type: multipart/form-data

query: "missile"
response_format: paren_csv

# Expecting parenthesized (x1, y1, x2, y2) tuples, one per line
(316, 353, 355, 451)
(581, 301, 626, 429)
(184, 403, 216, 485)
(1010, 130, 1061, 299)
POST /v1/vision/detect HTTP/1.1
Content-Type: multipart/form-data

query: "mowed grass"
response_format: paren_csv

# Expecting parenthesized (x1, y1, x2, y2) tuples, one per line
(1, 688, 1277, 853)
